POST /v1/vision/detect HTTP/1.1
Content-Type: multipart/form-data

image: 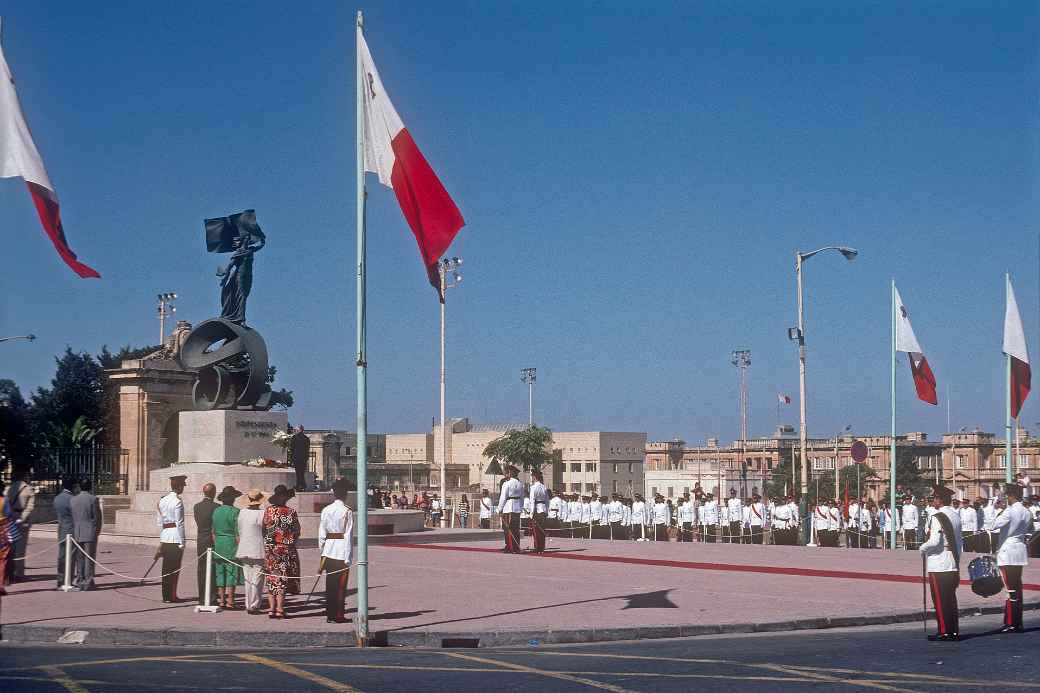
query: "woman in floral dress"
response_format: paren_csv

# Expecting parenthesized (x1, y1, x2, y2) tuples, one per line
(262, 484, 300, 619)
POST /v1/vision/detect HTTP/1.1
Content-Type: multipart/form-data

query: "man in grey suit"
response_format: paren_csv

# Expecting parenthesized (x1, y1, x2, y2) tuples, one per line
(53, 478, 76, 589)
(70, 478, 102, 591)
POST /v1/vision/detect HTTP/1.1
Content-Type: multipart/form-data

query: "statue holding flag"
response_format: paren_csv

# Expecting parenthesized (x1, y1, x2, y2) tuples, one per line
(207, 209, 266, 325)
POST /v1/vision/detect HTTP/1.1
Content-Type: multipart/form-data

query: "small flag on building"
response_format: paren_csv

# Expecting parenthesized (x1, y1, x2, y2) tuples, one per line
(894, 286, 937, 405)
(359, 32, 464, 300)
(777, 394, 791, 405)
(1004, 276, 1031, 419)
(0, 43, 98, 278)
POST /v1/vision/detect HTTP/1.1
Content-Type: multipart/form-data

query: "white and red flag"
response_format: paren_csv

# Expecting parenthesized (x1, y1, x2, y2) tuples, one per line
(894, 286, 937, 405)
(359, 32, 463, 300)
(1003, 276, 1031, 419)
(777, 393, 791, 405)
(0, 44, 98, 278)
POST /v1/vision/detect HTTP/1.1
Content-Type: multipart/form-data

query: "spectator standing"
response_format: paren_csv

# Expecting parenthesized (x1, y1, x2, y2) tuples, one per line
(290, 426, 311, 491)
(479, 490, 494, 529)
(0, 482, 22, 593)
(69, 478, 102, 591)
(458, 495, 470, 528)
(4, 467, 35, 583)
(430, 494, 443, 527)
(236, 489, 266, 614)
(192, 483, 218, 606)
(213, 486, 243, 609)
(53, 478, 75, 589)
(263, 484, 300, 619)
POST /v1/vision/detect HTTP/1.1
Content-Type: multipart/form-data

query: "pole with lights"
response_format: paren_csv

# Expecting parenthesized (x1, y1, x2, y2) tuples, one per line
(521, 368, 537, 426)
(731, 349, 751, 497)
(439, 256, 463, 525)
(157, 292, 177, 345)
(790, 245, 857, 543)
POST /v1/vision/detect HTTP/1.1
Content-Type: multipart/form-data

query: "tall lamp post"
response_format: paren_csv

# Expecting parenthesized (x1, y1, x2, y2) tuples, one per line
(790, 245, 857, 542)
(438, 257, 463, 526)
(731, 349, 751, 496)
(157, 292, 177, 345)
(0, 334, 35, 344)
(521, 367, 537, 426)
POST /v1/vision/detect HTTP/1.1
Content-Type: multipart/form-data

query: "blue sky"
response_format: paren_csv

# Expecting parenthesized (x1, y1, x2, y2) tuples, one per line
(0, 1, 1036, 444)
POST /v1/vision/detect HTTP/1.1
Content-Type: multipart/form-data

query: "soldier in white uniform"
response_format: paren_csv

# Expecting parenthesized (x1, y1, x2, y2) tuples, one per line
(847, 497, 861, 548)
(992, 483, 1030, 633)
(520, 496, 533, 537)
(919, 485, 962, 641)
(901, 495, 919, 550)
(677, 495, 694, 542)
(725, 490, 742, 544)
(529, 471, 549, 553)
(156, 474, 187, 603)
(652, 495, 671, 541)
(479, 490, 495, 530)
(702, 493, 719, 543)
(958, 498, 978, 553)
(811, 499, 829, 547)
(589, 496, 604, 540)
(579, 496, 593, 539)
(547, 489, 563, 535)
(746, 495, 764, 544)
(827, 499, 842, 547)
(497, 466, 524, 553)
(786, 497, 801, 546)
(631, 494, 649, 541)
(983, 497, 1000, 554)
(319, 479, 354, 623)
(606, 494, 625, 540)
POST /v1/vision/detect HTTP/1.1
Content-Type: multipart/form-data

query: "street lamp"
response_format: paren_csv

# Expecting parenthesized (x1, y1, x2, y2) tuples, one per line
(730, 350, 751, 497)
(790, 245, 857, 542)
(521, 367, 537, 426)
(438, 257, 463, 527)
(0, 334, 35, 344)
(157, 292, 178, 345)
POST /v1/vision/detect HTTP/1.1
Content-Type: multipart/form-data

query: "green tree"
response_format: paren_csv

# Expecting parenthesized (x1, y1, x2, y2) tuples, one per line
(0, 379, 35, 470)
(96, 344, 161, 369)
(482, 426, 554, 474)
(30, 348, 106, 446)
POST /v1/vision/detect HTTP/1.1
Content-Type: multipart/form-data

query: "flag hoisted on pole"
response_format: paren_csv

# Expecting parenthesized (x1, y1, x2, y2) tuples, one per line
(0, 34, 99, 278)
(1003, 273, 1031, 484)
(354, 11, 465, 645)
(890, 282, 938, 548)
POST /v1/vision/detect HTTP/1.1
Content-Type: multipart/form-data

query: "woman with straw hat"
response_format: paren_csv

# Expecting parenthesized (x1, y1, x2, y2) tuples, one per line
(236, 489, 266, 614)
(213, 486, 243, 609)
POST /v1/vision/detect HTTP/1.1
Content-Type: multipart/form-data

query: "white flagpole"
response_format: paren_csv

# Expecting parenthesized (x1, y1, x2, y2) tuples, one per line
(1006, 273, 1013, 485)
(889, 279, 898, 549)
(354, 9, 370, 646)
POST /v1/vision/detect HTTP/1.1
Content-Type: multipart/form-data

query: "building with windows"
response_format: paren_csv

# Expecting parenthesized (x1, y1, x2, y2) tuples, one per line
(644, 429, 1040, 501)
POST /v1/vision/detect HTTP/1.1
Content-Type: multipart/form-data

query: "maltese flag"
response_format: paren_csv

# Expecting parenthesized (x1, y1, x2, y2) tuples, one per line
(359, 32, 463, 300)
(1004, 276, 1031, 419)
(894, 286, 937, 405)
(0, 44, 98, 278)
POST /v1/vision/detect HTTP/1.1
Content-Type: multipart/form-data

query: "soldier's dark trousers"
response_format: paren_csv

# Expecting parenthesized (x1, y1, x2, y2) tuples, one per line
(160, 542, 183, 602)
(750, 526, 763, 544)
(532, 512, 547, 552)
(1000, 565, 1024, 630)
(502, 513, 521, 553)
(728, 521, 741, 543)
(325, 558, 349, 621)
(654, 524, 668, 542)
(928, 570, 960, 637)
(903, 529, 916, 550)
(705, 526, 717, 543)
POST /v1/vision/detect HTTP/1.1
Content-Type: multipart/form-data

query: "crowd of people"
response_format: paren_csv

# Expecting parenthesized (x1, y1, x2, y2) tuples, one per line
(159, 473, 355, 623)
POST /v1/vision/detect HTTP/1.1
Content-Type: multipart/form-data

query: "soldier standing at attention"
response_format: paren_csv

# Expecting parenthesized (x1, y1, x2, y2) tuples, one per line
(920, 485, 962, 641)
(652, 494, 671, 542)
(319, 479, 354, 624)
(497, 466, 524, 553)
(901, 494, 919, 550)
(992, 483, 1030, 633)
(529, 471, 549, 553)
(726, 490, 742, 544)
(156, 474, 187, 603)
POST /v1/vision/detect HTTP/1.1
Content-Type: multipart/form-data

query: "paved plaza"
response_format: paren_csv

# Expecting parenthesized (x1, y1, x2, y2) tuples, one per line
(2, 532, 1037, 647)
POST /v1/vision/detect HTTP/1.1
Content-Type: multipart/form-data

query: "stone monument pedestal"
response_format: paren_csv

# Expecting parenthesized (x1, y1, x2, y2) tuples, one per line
(179, 409, 288, 465)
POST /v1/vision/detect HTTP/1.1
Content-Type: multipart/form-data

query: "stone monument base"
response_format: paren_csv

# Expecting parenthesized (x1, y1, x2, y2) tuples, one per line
(178, 409, 288, 466)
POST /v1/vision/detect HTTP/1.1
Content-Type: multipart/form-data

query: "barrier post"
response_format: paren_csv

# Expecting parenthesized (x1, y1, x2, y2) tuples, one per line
(194, 548, 220, 613)
(60, 534, 75, 592)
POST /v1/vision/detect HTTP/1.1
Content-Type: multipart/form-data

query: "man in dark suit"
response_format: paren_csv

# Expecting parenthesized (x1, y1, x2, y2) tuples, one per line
(69, 478, 102, 591)
(193, 483, 218, 605)
(53, 477, 76, 589)
(290, 425, 310, 491)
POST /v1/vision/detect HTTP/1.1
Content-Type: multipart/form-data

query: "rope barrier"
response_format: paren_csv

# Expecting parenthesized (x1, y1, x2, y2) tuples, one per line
(68, 537, 197, 580)
(209, 548, 350, 579)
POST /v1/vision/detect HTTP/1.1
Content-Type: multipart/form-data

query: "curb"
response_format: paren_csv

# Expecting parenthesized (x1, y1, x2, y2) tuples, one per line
(3, 602, 1031, 648)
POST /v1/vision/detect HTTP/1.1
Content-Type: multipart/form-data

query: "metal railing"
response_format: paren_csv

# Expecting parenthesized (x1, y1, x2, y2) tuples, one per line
(31, 446, 129, 495)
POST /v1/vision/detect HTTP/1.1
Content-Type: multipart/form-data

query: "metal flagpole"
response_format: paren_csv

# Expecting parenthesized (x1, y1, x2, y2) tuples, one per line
(1006, 273, 1013, 485)
(354, 9, 370, 647)
(889, 280, 898, 549)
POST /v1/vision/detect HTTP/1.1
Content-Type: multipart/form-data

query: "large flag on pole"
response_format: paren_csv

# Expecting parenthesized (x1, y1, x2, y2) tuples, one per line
(0, 43, 98, 278)
(893, 286, 937, 405)
(358, 33, 463, 300)
(1004, 276, 1031, 419)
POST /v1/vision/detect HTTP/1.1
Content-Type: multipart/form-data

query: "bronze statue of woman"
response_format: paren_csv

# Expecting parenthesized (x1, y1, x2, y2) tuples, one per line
(217, 223, 265, 325)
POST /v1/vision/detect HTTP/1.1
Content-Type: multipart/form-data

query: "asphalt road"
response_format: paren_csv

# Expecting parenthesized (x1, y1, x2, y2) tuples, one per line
(2, 615, 1039, 692)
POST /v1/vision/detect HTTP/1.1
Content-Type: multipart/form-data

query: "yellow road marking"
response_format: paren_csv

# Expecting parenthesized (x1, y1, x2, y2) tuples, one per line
(0, 653, 233, 673)
(752, 663, 917, 693)
(41, 666, 91, 693)
(0, 675, 247, 690)
(236, 654, 362, 692)
(786, 664, 1040, 688)
(443, 652, 637, 693)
